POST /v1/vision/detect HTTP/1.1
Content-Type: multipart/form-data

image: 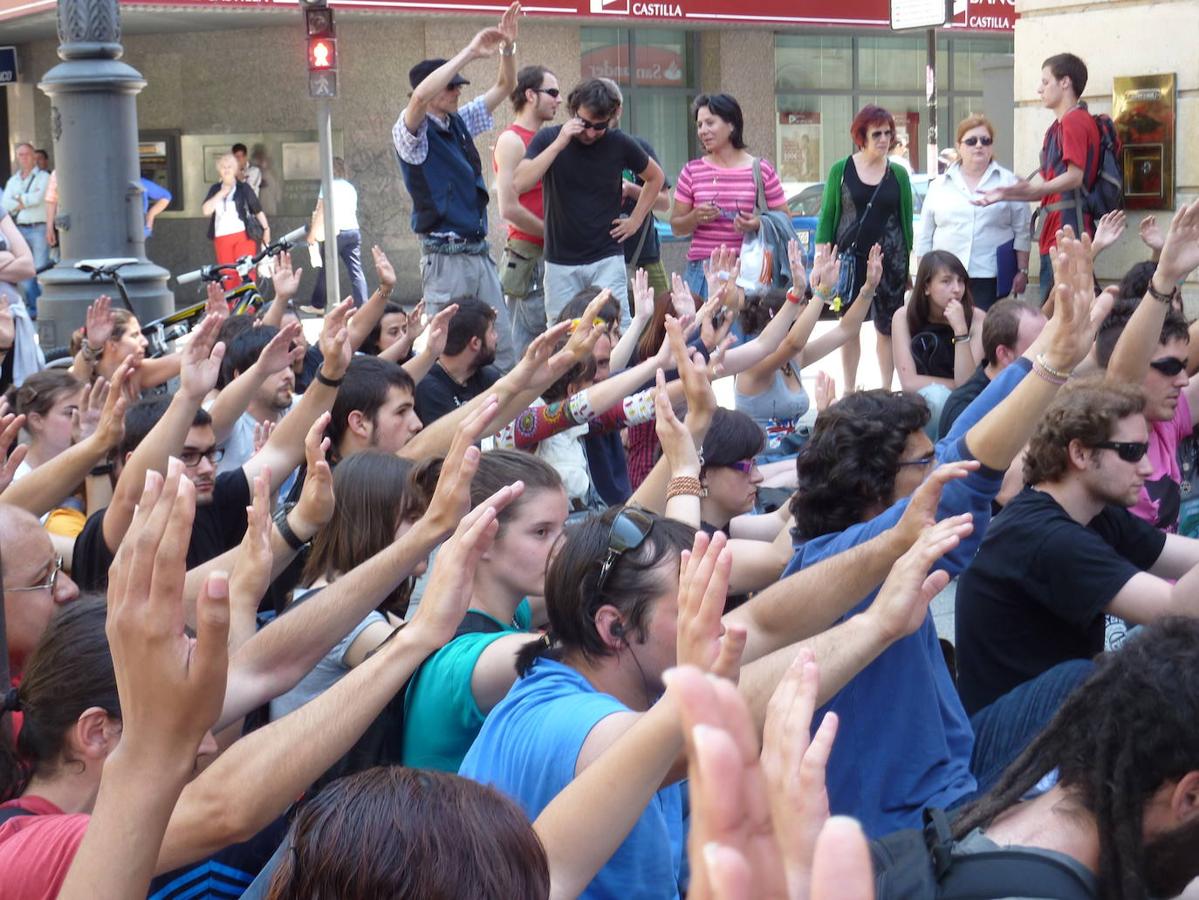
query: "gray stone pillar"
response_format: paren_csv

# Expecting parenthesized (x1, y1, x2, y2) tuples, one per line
(35, 0, 173, 349)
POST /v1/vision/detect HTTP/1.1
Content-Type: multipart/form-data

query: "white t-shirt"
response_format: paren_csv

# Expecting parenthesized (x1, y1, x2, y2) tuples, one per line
(318, 179, 360, 233)
(213, 191, 245, 238)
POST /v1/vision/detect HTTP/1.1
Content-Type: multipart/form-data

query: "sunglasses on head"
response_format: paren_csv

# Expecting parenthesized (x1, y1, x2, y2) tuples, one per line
(1092, 440, 1149, 463)
(537, 87, 561, 98)
(962, 135, 993, 147)
(1149, 357, 1187, 377)
(595, 507, 655, 595)
(578, 117, 609, 132)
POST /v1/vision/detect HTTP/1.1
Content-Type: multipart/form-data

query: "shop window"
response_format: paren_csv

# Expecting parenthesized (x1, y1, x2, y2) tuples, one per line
(951, 37, 1010, 92)
(774, 95, 852, 187)
(775, 34, 852, 93)
(856, 34, 949, 93)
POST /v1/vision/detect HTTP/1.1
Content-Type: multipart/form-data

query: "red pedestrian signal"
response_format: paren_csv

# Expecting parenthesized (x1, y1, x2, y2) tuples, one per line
(308, 36, 336, 71)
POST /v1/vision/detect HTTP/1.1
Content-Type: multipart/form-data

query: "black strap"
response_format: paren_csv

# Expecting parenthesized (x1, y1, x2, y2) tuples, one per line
(842, 160, 889, 256)
(751, 157, 767, 214)
(627, 214, 653, 274)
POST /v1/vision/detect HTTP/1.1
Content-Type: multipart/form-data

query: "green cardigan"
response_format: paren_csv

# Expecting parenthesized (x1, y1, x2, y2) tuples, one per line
(815, 157, 913, 252)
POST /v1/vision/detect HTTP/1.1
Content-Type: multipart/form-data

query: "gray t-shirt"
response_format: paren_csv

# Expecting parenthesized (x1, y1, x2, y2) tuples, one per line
(268, 592, 386, 721)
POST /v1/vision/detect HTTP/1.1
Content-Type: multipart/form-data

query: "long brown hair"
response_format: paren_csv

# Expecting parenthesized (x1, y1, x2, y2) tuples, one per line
(906, 250, 974, 336)
(265, 766, 550, 899)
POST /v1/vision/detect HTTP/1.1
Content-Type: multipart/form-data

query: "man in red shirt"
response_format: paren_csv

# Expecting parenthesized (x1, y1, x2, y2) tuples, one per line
(494, 64, 561, 357)
(978, 53, 1099, 305)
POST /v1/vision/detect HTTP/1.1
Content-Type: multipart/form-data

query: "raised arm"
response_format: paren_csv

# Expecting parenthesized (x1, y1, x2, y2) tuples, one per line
(513, 120, 583, 195)
(799, 244, 878, 363)
(481, 2, 519, 113)
(347, 246, 397, 351)
(102, 314, 226, 553)
(401, 302, 456, 385)
(206, 321, 301, 445)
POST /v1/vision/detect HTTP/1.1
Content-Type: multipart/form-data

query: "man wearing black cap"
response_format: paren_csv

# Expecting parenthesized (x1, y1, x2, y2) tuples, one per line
(392, 0, 520, 371)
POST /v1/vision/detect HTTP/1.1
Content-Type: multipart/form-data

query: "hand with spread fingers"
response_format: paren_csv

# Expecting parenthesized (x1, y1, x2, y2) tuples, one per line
(318, 296, 356, 381)
(291, 413, 336, 537)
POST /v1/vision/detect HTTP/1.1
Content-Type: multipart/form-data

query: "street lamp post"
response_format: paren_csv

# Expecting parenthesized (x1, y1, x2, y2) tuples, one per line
(35, 0, 172, 348)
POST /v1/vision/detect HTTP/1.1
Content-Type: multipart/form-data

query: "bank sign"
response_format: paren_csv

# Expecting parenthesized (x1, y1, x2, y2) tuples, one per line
(579, 0, 1012, 29)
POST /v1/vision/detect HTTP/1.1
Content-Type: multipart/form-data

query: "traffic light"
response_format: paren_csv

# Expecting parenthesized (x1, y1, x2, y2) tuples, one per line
(305, 6, 337, 97)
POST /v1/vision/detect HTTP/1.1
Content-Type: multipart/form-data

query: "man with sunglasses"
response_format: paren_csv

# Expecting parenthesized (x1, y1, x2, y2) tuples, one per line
(393, 1, 520, 371)
(513, 78, 665, 326)
(494, 65, 561, 357)
(954, 376, 1199, 720)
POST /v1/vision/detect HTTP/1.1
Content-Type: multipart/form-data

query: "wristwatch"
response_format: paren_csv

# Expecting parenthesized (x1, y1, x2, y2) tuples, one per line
(273, 503, 310, 552)
(1017, 268, 1029, 275)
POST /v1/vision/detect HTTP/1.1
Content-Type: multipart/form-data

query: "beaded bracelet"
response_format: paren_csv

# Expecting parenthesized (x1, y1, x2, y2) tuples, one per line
(666, 475, 705, 500)
(1032, 354, 1069, 386)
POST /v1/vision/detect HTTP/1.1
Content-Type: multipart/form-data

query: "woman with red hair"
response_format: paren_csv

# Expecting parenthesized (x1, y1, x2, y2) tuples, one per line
(816, 105, 913, 392)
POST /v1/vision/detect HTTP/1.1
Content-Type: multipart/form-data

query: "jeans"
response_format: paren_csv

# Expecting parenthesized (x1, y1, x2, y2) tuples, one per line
(683, 258, 708, 301)
(967, 658, 1094, 797)
(17, 224, 49, 319)
(310, 229, 368, 307)
(506, 257, 547, 359)
(543, 255, 630, 331)
(917, 383, 953, 441)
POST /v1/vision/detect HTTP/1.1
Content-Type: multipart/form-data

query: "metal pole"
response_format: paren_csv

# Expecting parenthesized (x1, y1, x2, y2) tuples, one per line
(926, 27, 938, 177)
(317, 97, 340, 310)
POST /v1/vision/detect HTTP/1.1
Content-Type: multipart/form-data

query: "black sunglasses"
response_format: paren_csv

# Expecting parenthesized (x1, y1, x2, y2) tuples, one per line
(537, 87, 561, 98)
(578, 117, 609, 132)
(869, 128, 893, 140)
(962, 135, 993, 147)
(596, 507, 654, 595)
(1092, 441, 1150, 463)
(1149, 357, 1187, 377)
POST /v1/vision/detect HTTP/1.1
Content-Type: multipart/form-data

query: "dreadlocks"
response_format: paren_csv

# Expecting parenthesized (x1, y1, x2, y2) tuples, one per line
(952, 617, 1199, 900)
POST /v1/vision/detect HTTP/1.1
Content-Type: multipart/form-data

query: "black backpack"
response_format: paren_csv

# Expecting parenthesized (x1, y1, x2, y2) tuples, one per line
(1038, 109, 1123, 241)
(309, 610, 510, 792)
(871, 808, 1096, 900)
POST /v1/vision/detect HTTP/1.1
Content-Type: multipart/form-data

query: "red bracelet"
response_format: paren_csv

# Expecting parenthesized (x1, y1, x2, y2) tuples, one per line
(786, 288, 805, 305)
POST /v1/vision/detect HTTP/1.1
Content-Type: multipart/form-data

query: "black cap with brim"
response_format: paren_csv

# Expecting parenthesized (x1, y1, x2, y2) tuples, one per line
(409, 58, 471, 90)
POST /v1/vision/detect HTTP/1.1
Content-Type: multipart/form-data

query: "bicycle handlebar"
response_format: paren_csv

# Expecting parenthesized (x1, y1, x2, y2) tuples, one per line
(176, 225, 309, 286)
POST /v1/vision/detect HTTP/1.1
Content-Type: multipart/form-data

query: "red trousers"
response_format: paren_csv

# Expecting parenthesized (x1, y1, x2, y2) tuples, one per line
(213, 231, 258, 291)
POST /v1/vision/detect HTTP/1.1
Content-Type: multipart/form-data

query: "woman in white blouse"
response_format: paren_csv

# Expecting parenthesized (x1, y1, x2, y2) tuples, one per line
(916, 114, 1031, 310)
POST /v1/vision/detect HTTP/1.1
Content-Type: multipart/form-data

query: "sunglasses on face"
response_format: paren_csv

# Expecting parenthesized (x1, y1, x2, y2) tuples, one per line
(1149, 357, 1187, 377)
(1093, 441, 1150, 463)
(725, 459, 757, 475)
(596, 507, 654, 596)
(577, 117, 609, 132)
(961, 136, 993, 147)
(870, 129, 893, 140)
(537, 88, 561, 98)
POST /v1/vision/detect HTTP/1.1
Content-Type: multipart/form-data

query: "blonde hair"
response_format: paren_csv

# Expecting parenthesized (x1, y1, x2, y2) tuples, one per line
(955, 114, 995, 145)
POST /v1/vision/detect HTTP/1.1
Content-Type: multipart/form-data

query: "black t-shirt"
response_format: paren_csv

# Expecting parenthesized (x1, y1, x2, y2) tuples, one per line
(955, 486, 1166, 714)
(938, 364, 991, 440)
(621, 136, 669, 266)
(527, 126, 651, 266)
(413, 361, 501, 427)
(72, 469, 252, 592)
(839, 157, 902, 257)
(909, 321, 956, 380)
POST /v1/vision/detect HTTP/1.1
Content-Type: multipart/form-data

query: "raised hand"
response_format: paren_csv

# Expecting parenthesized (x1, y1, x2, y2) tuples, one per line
(85, 294, 115, 349)
(372, 245, 396, 291)
(107, 460, 229, 766)
(813, 370, 836, 413)
(705, 245, 739, 303)
(497, 0, 520, 42)
(230, 471, 273, 620)
(259, 320, 304, 376)
(179, 314, 226, 402)
(893, 460, 977, 547)
(1039, 227, 1114, 373)
(0, 413, 29, 493)
(654, 368, 699, 475)
(867, 514, 974, 642)
(508, 320, 572, 390)
(252, 419, 275, 456)
(73, 376, 109, 443)
(89, 357, 133, 451)
(1091, 209, 1127, 258)
(1154, 202, 1199, 286)
(406, 299, 429, 341)
(317, 296, 356, 380)
(1139, 214, 1164, 253)
(271, 250, 302, 303)
(420, 395, 501, 534)
(676, 530, 747, 680)
(423, 303, 458, 359)
(863, 243, 883, 292)
(632, 268, 655, 321)
(671, 271, 698, 317)
(785, 239, 809, 297)
(292, 413, 336, 535)
(468, 26, 510, 58)
(810, 243, 839, 298)
(665, 314, 718, 441)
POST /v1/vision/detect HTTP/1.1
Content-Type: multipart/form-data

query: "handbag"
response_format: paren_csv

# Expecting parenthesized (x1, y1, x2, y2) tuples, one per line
(833, 162, 889, 306)
(736, 158, 776, 294)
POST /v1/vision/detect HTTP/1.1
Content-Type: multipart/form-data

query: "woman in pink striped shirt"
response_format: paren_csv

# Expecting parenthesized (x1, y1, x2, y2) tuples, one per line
(670, 93, 789, 299)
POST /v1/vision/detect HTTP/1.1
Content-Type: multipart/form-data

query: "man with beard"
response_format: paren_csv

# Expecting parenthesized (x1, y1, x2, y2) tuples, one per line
(943, 616, 1199, 900)
(955, 376, 1199, 718)
(414, 298, 501, 426)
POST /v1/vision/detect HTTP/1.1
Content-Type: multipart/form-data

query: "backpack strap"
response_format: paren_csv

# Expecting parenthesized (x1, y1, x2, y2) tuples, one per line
(752, 157, 767, 215)
(922, 807, 957, 879)
(0, 805, 36, 825)
(454, 610, 510, 639)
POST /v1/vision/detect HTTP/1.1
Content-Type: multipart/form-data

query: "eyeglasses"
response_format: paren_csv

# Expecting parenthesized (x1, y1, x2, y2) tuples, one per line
(897, 452, 936, 469)
(595, 507, 655, 596)
(1092, 441, 1150, 463)
(179, 446, 225, 468)
(577, 117, 609, 132)
(961, 136, 994, 147)
(725, 459, 757, 475)
(1149, 357, 1187, 377)
(7, 557, 64, 593)
(869, 129, 893, 140)
(537, 88, 561, 98)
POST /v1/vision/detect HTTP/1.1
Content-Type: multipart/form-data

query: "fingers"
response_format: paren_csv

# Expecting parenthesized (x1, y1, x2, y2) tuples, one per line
(711, 625, 747, 682)
(809, 817, 873, 900)
(305, 411, 331, 467)
(192, 571, 232, 701)
(147, 465, 197, 629)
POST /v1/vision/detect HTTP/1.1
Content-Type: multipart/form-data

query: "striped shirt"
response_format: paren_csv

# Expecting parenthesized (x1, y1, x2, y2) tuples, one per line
(674, 157, 785, 261)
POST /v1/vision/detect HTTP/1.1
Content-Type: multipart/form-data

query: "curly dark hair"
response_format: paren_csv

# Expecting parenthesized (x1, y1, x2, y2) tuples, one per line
(790, 390, 929, 539)
(952, 616, 1199, 900)
(1022, 375, 1145, 485)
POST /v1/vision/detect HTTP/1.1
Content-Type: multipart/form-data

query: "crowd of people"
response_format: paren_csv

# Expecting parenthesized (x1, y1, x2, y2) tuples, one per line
(1, 10, 1199, 896)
